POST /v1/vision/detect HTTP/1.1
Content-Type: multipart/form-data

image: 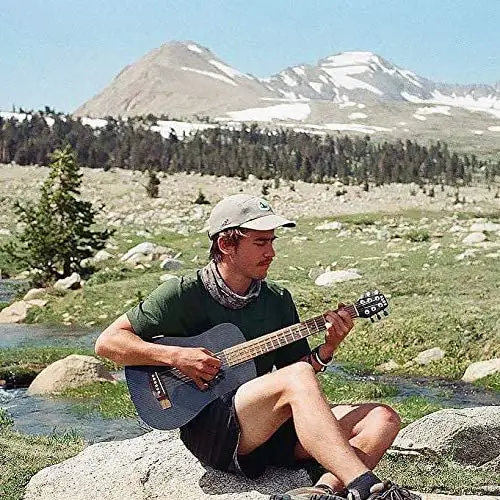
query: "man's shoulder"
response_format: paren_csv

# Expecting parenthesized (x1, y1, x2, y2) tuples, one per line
(263, 279, 292, 299)
(152, 270, 203, 299)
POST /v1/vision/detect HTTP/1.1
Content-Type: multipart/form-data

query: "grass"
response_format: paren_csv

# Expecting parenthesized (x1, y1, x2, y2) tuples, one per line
(0, 409, 85, 500)
(5, 210, 500, 391)
(375, 453, 499, 495)
(0, 346, 118, 384)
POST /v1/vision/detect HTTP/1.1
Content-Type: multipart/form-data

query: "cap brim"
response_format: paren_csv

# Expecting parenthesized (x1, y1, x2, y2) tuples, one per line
(240, 214, 296, 231)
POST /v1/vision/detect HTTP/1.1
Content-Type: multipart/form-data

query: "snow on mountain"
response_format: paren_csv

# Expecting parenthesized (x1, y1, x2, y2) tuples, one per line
(38, 40, 495, 151)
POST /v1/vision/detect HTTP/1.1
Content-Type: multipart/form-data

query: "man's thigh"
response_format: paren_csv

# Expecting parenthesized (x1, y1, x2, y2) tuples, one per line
(234, 364, 302, 455)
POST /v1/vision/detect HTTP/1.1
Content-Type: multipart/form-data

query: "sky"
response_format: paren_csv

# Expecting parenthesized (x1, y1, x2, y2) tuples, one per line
(1, 0, 499, 113)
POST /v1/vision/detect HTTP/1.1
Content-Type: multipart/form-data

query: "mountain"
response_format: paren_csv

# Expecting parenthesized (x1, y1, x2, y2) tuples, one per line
(74, 41, 500, 152)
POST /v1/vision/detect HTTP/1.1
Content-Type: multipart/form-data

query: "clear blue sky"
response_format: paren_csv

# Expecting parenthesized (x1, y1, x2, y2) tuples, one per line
(1, 0, 499, 113)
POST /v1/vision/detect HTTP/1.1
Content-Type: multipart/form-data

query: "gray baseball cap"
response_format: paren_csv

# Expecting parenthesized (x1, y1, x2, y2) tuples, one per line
(208, 194, 296, 239)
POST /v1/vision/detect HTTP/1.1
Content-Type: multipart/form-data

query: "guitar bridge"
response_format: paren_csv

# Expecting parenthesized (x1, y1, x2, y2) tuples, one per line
(150, 371, 172, 409)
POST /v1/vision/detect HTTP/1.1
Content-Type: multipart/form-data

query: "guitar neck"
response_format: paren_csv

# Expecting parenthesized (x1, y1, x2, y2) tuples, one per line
(221, 304, 358, 367)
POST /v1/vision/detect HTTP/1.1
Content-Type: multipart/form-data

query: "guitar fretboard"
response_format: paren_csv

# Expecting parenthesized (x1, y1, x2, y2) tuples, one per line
(220, 304, 357, 367)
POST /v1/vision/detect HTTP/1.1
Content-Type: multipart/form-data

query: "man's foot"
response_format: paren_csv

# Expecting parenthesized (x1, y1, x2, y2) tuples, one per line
(270, 483, 346, 500)
(360, 481, 421, 500)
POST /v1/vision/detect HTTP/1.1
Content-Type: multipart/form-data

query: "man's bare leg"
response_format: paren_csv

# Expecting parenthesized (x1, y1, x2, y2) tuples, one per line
(234, 362, 373, 488)
(294, 403, 401, 491)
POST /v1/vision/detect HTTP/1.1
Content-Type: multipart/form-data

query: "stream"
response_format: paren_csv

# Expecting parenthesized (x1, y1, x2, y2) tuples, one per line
(0, 277, 498, 443)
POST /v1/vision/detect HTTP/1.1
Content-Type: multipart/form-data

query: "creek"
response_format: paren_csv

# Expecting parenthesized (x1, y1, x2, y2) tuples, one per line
(0, 319, 498, 444)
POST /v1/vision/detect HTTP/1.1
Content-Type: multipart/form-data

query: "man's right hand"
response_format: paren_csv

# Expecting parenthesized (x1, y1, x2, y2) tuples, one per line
(171, 347, 221, 390)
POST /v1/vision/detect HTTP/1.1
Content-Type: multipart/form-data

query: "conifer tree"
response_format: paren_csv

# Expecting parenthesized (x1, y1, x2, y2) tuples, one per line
(2, 145, 113, 282)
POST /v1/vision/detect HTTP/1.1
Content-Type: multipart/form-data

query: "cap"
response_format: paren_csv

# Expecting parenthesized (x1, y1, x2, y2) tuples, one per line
(207, 194, 296, 239)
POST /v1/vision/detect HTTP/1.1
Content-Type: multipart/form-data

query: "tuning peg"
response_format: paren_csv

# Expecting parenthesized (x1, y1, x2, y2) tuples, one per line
(383, 310, 389, 316)
(370, 317, 375, 323)
(376, 314, 381, 320)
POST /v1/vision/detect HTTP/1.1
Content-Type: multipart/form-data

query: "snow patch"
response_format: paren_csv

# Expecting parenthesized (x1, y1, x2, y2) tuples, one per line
(413, 114, 427, 121)
(209, 60, 253, 80)
(0, 111, 30, 121)
(151, 120, 218, 139)
(339, 102, 357, 108)
(278, 89, 298, 100)
(187, 44, 203, 54)
(309, 82, 323, 94)
(416, 105, 451, 116)
(488, 126, 500, 132)
(324, 123, 392, 133)
(81, 117, 108, 128)
(348, 112, 368, 120)
(357, 103, 366, 109)
(281, 73, 298, 87)
(320, 63, 383, 95)
(227, 103, 311, 121)
(292, 66, 306, 76)
(181, 66, 237, 86)
(471, 130, 484, 135)
(402, 91, 500, 118)
(325, 52, 376, 67)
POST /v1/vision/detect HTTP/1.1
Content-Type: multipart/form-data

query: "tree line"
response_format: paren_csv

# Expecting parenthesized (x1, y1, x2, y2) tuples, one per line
(1, 111, 499, 187)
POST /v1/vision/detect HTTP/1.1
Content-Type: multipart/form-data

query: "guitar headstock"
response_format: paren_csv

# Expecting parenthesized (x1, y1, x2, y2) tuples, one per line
(354, 290, 389, 322)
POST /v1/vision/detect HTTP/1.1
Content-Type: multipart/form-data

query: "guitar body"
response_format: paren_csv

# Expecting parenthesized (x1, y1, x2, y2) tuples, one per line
(125, 323, 257, 430)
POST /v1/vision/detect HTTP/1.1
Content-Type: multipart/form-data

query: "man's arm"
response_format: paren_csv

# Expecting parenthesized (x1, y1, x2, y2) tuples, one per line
(95, 314, 221, 389)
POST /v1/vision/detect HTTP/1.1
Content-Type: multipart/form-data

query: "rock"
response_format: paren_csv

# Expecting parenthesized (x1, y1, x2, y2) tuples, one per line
(120, 242, 172, 262)
(91, 249, 114, 263)
(392, 406, 500, 468)
(23, 288, 47, 301)
(314, 221, 343, 231)
(455, 249, 477, 261)
(462, 358, 500, 383)
(470, 222, 500, 232)
(160, 258, 183, 270)
(54, 272, 82, 290)
(376, 360, 401, 372)
(462, 232, 487, 245)
(0, 299, 46, 323)
(27, 355, 115, 395)
(24, 430, 310, 500)
(414, 347, 445, 365)
(315, 269, 362, 286)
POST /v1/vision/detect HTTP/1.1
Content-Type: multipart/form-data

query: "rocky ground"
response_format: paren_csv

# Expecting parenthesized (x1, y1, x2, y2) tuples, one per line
(1, 165, 499, 236)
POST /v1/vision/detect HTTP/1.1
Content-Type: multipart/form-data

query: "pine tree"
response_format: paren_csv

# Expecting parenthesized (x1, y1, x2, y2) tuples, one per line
(2, 145, 113, 282)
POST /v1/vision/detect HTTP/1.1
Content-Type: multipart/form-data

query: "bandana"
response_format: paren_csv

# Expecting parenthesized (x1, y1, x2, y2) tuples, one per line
(200, 260, 261, 310)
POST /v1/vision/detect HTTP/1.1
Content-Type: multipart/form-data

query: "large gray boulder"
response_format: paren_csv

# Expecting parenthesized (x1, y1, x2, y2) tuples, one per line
(24, 430, 310, 500)
(23, 429, 498, 500)
(392, 406, 500, 468)
(27, 355, 115, 395)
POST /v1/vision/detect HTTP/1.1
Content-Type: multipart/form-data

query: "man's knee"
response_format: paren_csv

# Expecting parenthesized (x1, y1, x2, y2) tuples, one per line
(369, 404, 401, 436)
(279, 362, 319, 400)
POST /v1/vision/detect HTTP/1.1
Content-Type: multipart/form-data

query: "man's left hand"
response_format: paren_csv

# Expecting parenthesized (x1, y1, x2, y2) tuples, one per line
(321, 303, 354, 359)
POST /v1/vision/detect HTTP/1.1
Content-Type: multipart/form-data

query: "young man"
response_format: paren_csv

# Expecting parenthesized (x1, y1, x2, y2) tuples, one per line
(96, 194, 419, 500)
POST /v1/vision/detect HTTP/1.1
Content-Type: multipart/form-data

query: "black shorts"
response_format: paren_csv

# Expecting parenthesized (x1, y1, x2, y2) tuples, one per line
(179, 389, 302, 478)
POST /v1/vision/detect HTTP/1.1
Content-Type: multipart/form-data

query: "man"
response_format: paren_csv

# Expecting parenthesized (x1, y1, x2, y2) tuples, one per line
(96, 194, 419, 500)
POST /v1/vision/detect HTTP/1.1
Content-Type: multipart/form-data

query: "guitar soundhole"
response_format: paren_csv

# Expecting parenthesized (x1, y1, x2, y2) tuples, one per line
(150, 371, 172, 409)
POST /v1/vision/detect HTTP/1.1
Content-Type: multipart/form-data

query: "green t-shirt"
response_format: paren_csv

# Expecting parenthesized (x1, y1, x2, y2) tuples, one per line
(126, 271, 310, 376)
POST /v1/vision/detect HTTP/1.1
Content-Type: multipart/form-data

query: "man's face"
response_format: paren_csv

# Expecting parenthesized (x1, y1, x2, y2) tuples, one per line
(226, 229, 277, 280)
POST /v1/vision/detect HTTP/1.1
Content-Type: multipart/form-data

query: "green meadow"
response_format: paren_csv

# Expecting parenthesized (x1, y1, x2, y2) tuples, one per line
(1, 209, 499, 498)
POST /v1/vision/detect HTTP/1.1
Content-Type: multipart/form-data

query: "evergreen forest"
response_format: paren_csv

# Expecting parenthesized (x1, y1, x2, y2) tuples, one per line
(1, 111, 499, 187)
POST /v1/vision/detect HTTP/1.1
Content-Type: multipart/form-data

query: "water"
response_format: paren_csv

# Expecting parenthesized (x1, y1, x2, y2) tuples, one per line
(0, 320, 498, 444)
(0, 278, 29, 303)
(328, 367, 500, 409)
(0, 387, 146, 442)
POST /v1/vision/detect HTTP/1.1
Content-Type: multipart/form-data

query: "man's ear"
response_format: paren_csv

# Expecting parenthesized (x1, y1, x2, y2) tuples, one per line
(217, 235, 235, 256)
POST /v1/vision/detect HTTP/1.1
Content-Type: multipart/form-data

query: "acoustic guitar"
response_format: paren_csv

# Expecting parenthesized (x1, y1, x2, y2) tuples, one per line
(125, 290, 389, 430)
